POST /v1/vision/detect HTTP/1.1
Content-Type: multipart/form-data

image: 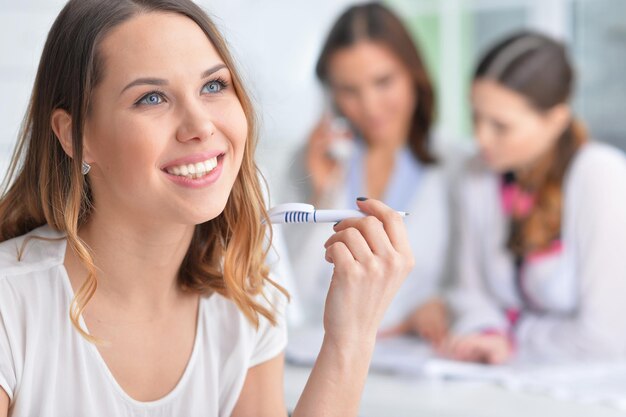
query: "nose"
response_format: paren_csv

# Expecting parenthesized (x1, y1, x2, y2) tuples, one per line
(359, 88, 380, 119)
(175, 101, 216, 143)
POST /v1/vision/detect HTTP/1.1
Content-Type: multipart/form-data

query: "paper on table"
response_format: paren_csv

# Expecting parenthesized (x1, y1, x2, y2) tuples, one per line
(502, 361, 626, 411)
(424, 358, 626, 410)
(288, 326, 626, 410)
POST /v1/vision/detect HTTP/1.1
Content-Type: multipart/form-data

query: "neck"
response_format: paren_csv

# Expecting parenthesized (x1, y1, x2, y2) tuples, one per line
(67, 209, 196, 314)
(364, 143, 400, 200)
(366, 138, 404, 156)
(514, 147, 557, 191)
(362, 125, 408, 155)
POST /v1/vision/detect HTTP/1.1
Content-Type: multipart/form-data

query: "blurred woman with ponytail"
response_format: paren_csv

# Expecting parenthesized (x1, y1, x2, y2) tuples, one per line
(441, 31, 626, 364)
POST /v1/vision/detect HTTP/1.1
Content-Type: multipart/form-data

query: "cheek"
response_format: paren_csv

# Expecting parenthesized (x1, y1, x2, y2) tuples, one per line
(335, 95, 360, 120)
(386, 82, 416, 118)
(387, 86, 416, 126)
(86, 113, 165, 202)
(218, 102, 248, 166)
(103, 121, 160, 174)
(496, 125, 546, 167)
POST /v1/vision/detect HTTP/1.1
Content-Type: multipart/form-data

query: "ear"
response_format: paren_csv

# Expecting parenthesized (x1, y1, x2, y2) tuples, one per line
(545, 104, 571, 140)
(51, 109, 75, 159)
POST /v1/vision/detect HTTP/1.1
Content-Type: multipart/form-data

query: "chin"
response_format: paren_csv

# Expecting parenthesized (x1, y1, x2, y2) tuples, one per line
(167, 199, 228, 226)
(196, 204, 229, 225)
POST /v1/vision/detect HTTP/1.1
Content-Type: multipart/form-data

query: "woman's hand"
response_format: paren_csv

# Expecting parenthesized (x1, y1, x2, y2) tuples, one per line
(322, 198, 415, 348)
(438, 332, 514, 365)
(292, 198, 413, 417)
(378, 297, 450, 345)
(306, 115, 349, 203)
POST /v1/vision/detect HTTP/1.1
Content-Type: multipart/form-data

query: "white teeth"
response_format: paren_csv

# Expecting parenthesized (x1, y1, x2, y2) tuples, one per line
(166, 156, 219, 179)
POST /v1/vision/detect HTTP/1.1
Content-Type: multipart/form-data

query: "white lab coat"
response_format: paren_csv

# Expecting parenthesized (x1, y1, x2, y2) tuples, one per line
(449, 142, 626, 361)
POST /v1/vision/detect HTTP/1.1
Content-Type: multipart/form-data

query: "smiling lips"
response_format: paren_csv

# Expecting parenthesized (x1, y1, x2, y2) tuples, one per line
(165, 155, 221, 179)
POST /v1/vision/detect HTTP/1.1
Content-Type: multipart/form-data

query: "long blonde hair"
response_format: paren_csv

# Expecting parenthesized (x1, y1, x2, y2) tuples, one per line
(0, 0, 286, 340)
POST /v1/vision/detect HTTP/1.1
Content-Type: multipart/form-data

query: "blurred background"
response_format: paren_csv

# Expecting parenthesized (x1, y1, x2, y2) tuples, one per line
(2, 0, 626, 201)
(2, 1, 626, 415)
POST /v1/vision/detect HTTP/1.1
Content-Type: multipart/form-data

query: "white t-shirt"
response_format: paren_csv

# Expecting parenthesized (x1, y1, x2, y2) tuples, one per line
(0, 225, 287, 416)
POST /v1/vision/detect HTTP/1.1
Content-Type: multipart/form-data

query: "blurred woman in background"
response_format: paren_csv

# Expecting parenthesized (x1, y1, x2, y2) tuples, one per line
(442, 31, 626, 364)
(288, 2, 450, 344)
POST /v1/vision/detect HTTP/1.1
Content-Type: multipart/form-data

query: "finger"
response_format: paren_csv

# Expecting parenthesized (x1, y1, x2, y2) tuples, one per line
(314, 114, 332, 135)
(432, 324, 449, 346)
(438, 335, 462, 358)
(421, 322, 446, 346)
(465, 337, 498, 363)
(355, 198, 411, 256)
(454, 339, 474, 361)
(333, 215, 394, 256)
(324, 227, 372, 264)
(308, 119, 333, 151)
(324, 241, 355, 268)
(455, 336, 482, 361)
(483, 336, 512, 365)
(430, 330, 447, 348)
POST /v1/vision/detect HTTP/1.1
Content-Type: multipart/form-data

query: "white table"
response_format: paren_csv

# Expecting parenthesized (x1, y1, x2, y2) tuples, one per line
(284, 364, 626, 417)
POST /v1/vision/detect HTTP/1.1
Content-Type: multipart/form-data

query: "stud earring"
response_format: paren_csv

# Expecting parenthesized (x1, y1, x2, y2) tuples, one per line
(81, 161, 91, 175)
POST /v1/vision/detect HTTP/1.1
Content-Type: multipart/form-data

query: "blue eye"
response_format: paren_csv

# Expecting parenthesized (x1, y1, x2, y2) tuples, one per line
(202, 79, 227, 94)
(138, 92, 164, 106)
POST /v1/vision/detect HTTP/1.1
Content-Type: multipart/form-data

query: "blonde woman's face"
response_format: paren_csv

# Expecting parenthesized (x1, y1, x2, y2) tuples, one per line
(83, 12, 247, 225)
(328, 41, 416, 148)
(471, 79, 567, 172)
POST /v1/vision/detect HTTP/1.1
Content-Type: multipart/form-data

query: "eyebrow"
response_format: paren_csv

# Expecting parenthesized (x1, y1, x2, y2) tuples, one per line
(120, 64, 227, 94)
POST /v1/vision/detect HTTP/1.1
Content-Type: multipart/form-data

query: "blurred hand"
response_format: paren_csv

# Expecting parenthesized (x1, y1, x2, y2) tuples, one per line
(322, 198, 415, 348)
(306, 115, 350, 202)
(438, 333, 514, 365)
(378, 298, 450, 345)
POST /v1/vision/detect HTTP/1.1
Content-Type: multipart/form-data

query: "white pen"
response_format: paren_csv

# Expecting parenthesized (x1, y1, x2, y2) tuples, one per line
(266, 203, 409, 224)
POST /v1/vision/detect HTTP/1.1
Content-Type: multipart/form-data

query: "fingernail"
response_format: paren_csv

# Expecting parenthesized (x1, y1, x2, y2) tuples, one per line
(356, 197, 368, 201)
(333, 221, 341, 228)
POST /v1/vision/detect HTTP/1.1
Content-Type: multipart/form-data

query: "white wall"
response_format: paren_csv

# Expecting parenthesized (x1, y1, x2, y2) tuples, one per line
(0, 1, 68, 178)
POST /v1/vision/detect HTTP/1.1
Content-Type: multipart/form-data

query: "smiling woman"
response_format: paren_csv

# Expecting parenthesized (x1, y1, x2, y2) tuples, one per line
(0, 1, 414, 416)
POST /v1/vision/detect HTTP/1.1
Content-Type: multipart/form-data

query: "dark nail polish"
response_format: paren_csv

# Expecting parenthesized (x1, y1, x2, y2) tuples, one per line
(333, 221, 341, 228)
(357, 197, 368, 201)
